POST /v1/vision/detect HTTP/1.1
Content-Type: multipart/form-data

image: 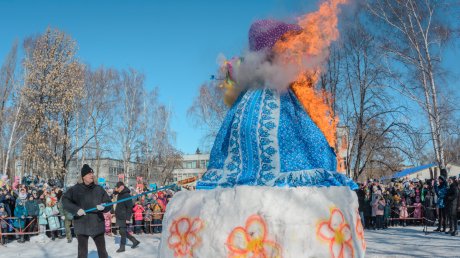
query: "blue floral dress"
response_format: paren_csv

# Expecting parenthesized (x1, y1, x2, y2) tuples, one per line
(197, 88, 357, 190)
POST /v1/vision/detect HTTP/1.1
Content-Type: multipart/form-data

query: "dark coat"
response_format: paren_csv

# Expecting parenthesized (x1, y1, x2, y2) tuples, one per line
(114, 187, 133, 221)
(356, 189, 366, 213)
(457, 184, 460, 212)
(62, 182, 112, 236)
(446, 181, 458, 215)
(25, 199, 39, 216)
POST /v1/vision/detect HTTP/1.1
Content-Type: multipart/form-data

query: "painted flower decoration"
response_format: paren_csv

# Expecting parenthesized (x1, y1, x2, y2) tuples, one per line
(168, 217, 204, 257)
(355, 212, 366, 251)
(226, 214, 282, 258)
(317, 207, 354, 258)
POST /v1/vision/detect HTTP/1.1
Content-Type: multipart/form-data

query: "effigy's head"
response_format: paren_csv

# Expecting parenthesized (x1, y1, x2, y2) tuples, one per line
(249, 20, 302, 52)
(219, 20, 302, 106)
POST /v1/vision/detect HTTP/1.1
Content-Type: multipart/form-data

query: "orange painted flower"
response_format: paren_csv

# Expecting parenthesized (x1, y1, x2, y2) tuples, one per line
(226, 215, 282, 258)
(167, 217, 204, 257)
(355, 212, 366, 250)
(317, 207, 354, 258)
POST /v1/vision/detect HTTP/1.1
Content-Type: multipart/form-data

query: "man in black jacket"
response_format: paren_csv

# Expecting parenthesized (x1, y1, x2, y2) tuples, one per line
(114, 181, 140, 252)
(446, 176, 458, 236)
(62, 164, 112, 258)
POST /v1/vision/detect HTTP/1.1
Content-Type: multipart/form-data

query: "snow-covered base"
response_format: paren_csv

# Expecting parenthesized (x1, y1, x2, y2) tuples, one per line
(159, 186, 366, 258)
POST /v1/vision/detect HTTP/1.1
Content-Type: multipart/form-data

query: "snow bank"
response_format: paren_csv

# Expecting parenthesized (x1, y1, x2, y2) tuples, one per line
(159, 186, 365, 258)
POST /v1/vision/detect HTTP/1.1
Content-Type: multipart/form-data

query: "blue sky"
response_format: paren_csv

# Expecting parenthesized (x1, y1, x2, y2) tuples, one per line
(0, 0, 458, 156)
(0, 0, 318, 154)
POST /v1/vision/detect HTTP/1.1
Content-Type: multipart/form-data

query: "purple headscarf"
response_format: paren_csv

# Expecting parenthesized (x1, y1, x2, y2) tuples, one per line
(248, 19, 302, 52)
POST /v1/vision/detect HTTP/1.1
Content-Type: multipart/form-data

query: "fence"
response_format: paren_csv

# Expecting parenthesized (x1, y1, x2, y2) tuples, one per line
(0, 212, 166, 245)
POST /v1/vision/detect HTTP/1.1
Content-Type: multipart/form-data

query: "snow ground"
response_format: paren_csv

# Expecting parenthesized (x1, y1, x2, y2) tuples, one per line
(0, 226, 458, 257)
(365, 226, 459, 258)
(0, 233, 161, 258)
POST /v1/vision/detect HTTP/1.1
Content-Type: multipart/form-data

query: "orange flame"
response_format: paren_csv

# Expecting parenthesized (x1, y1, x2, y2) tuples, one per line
(273, 0, 348, 152)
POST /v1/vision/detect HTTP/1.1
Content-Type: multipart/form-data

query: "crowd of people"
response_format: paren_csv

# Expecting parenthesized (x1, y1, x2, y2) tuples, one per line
(0, 170, 177, 247)
(356, 174, 459, 236)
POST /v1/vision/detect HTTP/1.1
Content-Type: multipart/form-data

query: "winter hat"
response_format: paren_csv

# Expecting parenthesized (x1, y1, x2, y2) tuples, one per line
(115, 181, 125, 188)
(81, 164, 93, 178)
(248, 20, 302, 52)
(46, 196, 57, 206)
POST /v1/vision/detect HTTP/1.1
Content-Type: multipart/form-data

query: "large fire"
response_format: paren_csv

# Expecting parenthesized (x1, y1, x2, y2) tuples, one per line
(273, 0, 347, 150)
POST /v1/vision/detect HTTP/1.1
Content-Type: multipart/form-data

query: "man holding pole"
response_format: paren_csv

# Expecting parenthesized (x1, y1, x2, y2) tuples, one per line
(62, 164, 112, 258)
(114, 181, 140, 252)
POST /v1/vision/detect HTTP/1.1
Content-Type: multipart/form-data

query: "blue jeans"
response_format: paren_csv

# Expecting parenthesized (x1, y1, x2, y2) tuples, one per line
(134, 220, 142, 234)
(153, 219, 162, 233)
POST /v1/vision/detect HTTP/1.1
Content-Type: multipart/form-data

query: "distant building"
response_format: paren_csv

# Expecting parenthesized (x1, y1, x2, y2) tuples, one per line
(172, 153, 210, 182)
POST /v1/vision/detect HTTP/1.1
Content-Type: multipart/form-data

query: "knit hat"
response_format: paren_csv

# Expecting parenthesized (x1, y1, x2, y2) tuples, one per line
(248, 20, 302, 52)
(81, 164, 93, 178)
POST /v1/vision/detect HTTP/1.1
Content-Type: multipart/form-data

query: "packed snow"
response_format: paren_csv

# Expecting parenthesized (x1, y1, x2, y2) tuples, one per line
(365, 226, 459, 258)
(0, 225, 457, 257)
(0, 233, 161, 258)
(159, 186, 362, 257)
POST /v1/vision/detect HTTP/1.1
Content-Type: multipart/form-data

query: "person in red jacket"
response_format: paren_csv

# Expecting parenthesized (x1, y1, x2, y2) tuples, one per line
(132, 202, 145, 234)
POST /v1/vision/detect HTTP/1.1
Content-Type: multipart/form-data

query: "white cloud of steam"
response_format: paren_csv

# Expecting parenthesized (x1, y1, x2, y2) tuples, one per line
(233, 51, 298, 92)
(220, 49, 327, 93)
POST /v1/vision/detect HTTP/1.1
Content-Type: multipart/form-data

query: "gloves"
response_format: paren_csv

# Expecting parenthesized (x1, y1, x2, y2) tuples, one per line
(77, 209, 86, 216)
(126, 220, 130, 224)
(61, 216, 65, 220)
(96, 204, 105, 211)
(53, 210, 59, 215)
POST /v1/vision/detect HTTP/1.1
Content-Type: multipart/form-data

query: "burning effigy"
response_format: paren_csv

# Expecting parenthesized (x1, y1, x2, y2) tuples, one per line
(159, 0, 365, 257)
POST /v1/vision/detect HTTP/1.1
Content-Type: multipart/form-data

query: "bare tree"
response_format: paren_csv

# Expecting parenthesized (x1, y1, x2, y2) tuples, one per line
(187, 82, 228, 149)
(79, 66, 119, 178)
(139, 90, 182, 186)
(113, 68, 143, 184)
(366, 0, 460, 172)
(0, 42, 18, 175)
(340, 21, 405, 180)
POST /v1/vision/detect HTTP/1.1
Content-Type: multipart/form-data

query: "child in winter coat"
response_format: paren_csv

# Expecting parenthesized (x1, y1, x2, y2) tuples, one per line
(37, 203, 48, 243)
(14, 194, 28, 243)
(0, 204, 8, 244)
(45, 197, 60, 240)
(399, 199, 408, 227)
(25, 195, 39, 240)
(414, 196, 423, 219)
(132, 202, 145, 234)
(103, 212, 112, 235)
(152, 201, 164, 233)
(143, 203, 153, 234)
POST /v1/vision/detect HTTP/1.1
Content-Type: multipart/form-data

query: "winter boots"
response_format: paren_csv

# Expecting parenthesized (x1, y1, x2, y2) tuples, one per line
(116, 245, 125, 253)
(17, 235, 25, 243)
(131, 239, 140, 249)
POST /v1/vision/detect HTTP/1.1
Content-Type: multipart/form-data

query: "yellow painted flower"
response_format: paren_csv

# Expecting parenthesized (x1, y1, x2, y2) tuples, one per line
(167, 217, 204, 257)
(317, 207, 354, 258)
(226, 215, 282, 258)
